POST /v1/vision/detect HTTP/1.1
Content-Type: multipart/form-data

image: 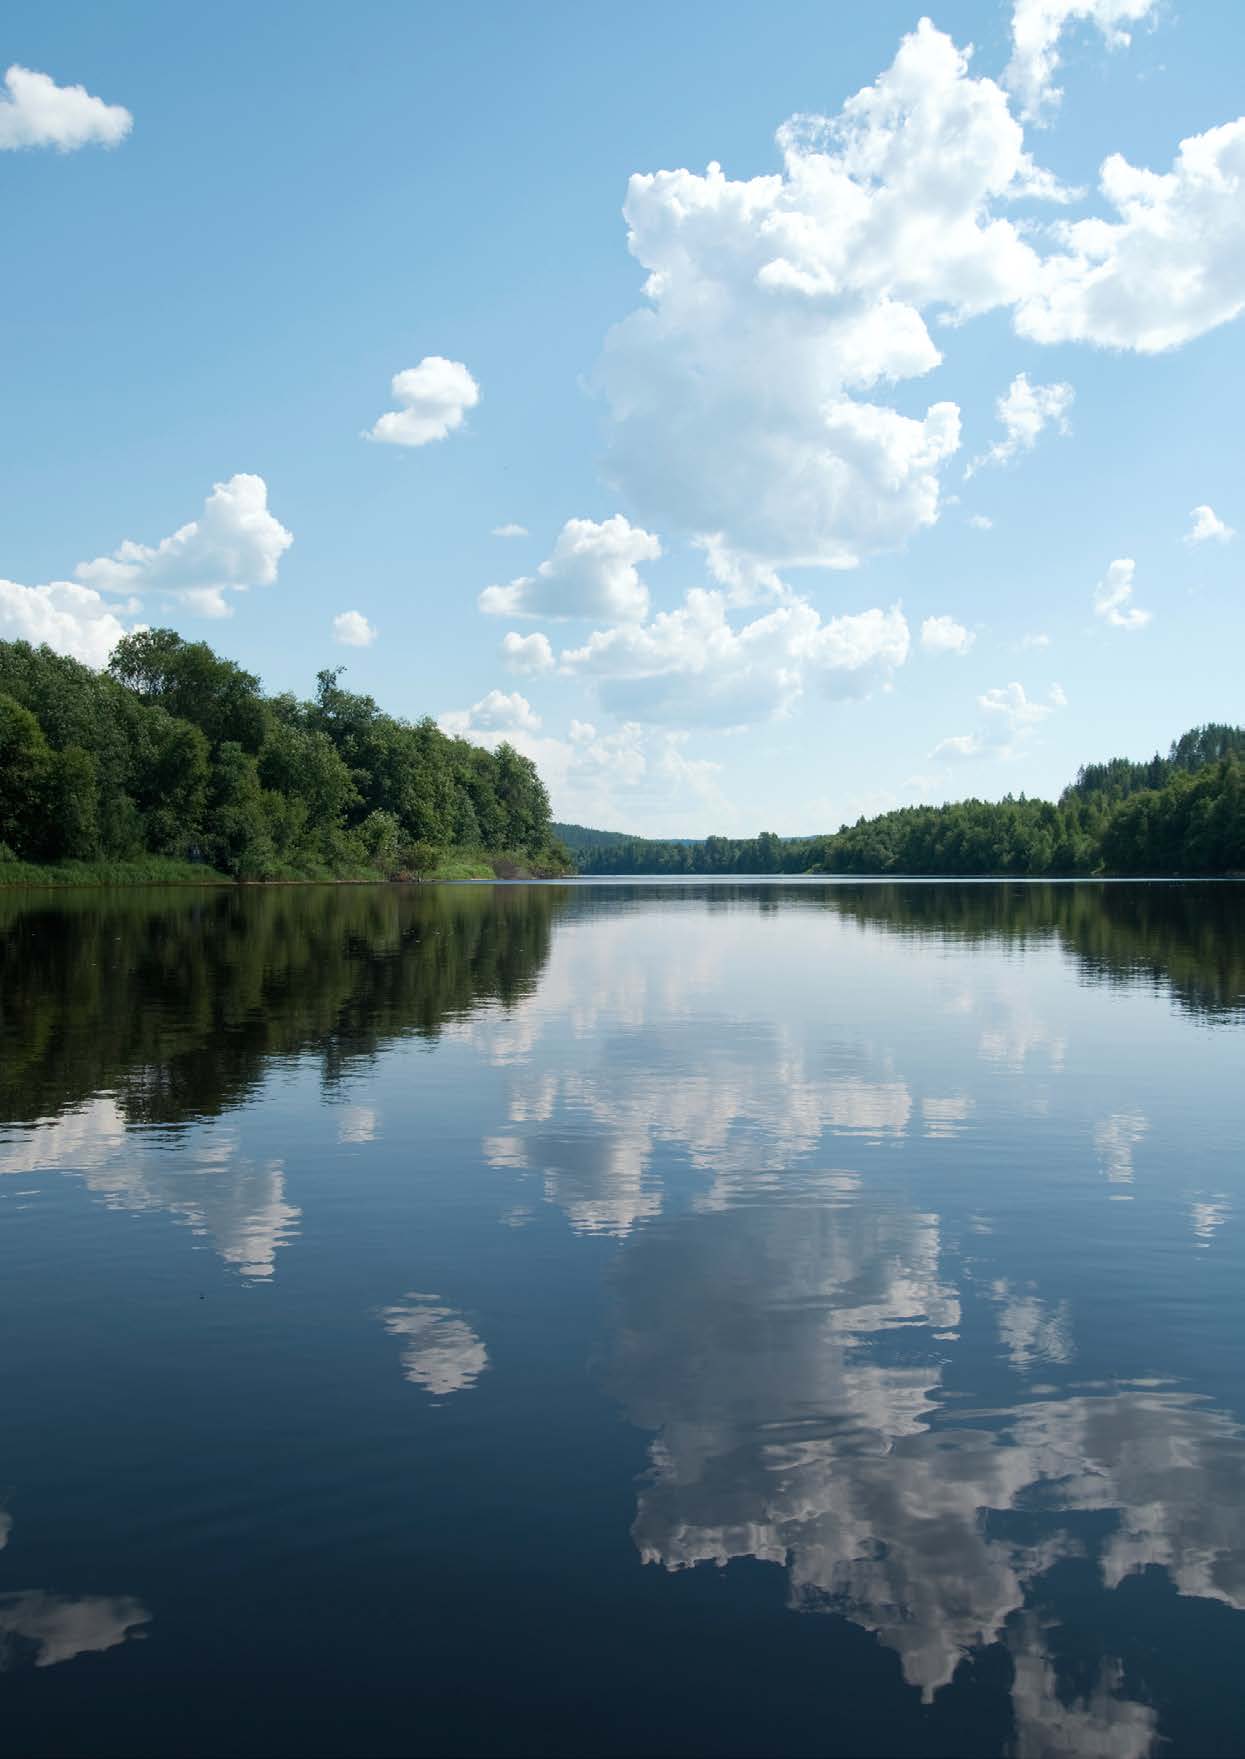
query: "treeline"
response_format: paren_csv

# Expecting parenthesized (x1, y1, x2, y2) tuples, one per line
(0, 630, 569, 880)
(575, 830, 820, 875)
(573, 725, 1245, 877)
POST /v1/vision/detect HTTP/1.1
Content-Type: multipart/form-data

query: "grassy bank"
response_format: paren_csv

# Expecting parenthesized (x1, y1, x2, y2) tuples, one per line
(0, 856, 236, 887)
(0, 848, 572, 888)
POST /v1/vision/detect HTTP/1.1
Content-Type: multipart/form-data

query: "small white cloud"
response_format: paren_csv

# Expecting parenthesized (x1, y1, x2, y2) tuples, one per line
(75, 474, 292, 609)
(381, 1294, 487, 1396)
(492, 523, 529, 539)
(480, 516, 659, 623)
(1004, 0, 1156, 123)
(440, 689, 542, 736)
(933, 733, 984, 760)
(333, 611, 377, 647)
(1022, 631, 1051, 648)
(1093, 557, 1151, 629)
(501, 631, 554, 675)
(980, 681, 1054, 730)
(366, 357, 479, 448)
(968, 514, 994, 531)
(967, 374, 1073, 477)
(1186, 504, 1234, 545)
(936, 677, 1066, 761)
(921, 616, 975, 656)
(0, 578, 130, 668)
(0, 63, 132, 151)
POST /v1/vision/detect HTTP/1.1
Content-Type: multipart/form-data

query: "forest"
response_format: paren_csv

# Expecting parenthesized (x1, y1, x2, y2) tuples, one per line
(0, 630, 569, 881)
(570, 724, 1245, 877)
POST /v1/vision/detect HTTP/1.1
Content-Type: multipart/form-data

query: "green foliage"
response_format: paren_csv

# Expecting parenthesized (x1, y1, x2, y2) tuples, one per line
(404, 839, 441, 881)
(0, 692, 53, 856)
(0, 632, 570, 883)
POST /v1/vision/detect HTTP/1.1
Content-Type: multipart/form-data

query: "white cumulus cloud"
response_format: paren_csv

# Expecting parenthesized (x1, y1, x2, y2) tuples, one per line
(440, 689, 543, 736)
(1016, 119, 1245, 353)
(980, 680, 1057, 730)
(333, 611, 376, 647)
(934, 678, 1066, 761)
(1186, 504, 1234, 545)
(0, 63, 131, 151)
(595, 20, 1073, 578)
(74, 474, 293, 611)
(366, 357, 479, 448)
(501, 631, 555, 675)
(595, 15, 1245, 587)
(1093, 557, 1151, 628)
(492, 522, 529, 538)
(933, 733, 984, 761)
(1004, 1, 1156, 123)
(0, 579, 131, 668)
(921, 616, 975, 656)
(558, 589, 909, 729)
(480, 516, 659, 622)
(967, 373, 1073, 475)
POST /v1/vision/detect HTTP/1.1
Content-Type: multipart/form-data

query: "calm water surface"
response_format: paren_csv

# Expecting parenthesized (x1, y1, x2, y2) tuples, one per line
(1, 880, 1243, 1758)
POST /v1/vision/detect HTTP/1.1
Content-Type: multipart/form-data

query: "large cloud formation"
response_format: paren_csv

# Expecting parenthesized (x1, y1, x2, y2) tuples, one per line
(0, 63, 131, 151)
(558, 590, 909, 728)
(597, 18, 1245, 579)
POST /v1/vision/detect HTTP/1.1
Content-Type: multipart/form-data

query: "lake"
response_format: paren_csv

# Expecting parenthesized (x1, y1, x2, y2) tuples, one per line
(0, 879, 1242, 1758)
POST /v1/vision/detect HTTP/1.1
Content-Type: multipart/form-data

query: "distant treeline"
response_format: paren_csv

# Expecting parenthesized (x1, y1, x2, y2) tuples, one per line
(0, 631, 569, 880)
(570, 725, 1245, 877)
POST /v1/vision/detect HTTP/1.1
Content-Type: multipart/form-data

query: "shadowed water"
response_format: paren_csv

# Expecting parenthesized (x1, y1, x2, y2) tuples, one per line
(0, 880, 1242, 1757)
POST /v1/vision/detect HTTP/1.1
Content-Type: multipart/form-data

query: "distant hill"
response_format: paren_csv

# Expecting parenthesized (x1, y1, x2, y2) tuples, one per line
(552, 822, 642, 854)
(553, 821, 703, 852)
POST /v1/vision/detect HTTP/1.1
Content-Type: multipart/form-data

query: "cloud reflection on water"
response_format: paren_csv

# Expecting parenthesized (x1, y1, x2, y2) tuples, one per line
(0, 1102, 299, 1280)
(380, 1293, 489, 1396)
(609, 1194, 1244, 1749)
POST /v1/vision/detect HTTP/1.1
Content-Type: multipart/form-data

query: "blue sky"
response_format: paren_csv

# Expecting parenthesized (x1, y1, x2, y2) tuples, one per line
(2, 1, 1242, 834)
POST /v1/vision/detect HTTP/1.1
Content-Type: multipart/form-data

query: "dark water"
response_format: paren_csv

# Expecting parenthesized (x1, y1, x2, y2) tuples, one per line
(1, 880, 1243, 1759)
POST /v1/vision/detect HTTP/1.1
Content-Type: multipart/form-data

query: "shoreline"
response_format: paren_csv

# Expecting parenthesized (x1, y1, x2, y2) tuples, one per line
(0, 855, 574, 890)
